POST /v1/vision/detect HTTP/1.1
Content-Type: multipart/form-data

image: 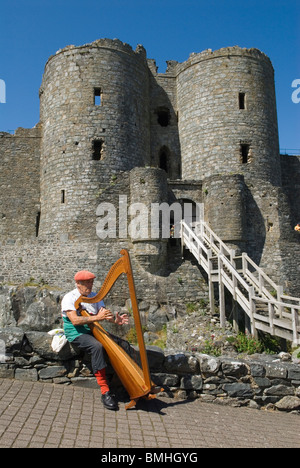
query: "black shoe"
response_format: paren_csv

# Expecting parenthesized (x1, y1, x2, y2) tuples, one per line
(102, 391, 118, 411)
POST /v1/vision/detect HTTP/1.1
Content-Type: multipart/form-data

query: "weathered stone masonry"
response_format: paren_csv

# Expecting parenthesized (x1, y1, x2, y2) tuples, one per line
(0, 38, 299, 306)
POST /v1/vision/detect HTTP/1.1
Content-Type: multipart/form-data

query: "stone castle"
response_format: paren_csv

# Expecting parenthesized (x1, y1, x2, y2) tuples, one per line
(0, 38, 300, 306)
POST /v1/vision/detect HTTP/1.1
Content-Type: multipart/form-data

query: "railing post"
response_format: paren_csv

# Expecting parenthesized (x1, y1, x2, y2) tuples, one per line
(259, 272, 264, 294)
(218, 255, 226, 329)
(269, 302, 275, 336)
(242, 252, 247, 276)
(232, 265, 239, 332)
(292, 308, 299, 347)
(277, 285, 283, 318)
(232, 302, 239, 333)
(208, 250, 215, 314)
(230, 249, 236, 263)
(180, 221, 184, 259)
(248, 287, 258, 339)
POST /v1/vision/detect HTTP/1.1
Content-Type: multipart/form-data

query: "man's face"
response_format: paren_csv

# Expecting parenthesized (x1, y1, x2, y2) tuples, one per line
(76, 279, 94, 296)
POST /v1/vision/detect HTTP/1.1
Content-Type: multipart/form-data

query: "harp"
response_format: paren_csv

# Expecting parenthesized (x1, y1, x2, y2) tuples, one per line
(74, 249, 161, 410)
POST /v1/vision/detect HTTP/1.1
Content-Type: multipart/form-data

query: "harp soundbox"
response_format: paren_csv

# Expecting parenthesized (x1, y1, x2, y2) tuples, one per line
(74, 249, 161, 410)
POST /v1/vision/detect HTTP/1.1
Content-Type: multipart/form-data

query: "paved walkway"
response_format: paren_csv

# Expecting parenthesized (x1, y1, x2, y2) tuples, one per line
(0, 378, 299, 449)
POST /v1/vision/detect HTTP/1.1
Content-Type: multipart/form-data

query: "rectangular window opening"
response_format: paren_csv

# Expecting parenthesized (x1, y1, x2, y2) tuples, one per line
(35, 211, 41, 237)
(94, 88, 102, 106)
(61, 190, 65, 204)
(92, 140, 103, 161)
(239, 93, 246, 110)
(240, 144, 250, 164)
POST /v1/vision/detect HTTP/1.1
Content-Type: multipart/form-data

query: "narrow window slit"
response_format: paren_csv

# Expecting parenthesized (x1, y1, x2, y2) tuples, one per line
(240, 144, 250, 164)
(35, 211, 41, 237)
(239, 93, 246, 109)
(94, 88, 102, 106)
(92, 140, 104, 161)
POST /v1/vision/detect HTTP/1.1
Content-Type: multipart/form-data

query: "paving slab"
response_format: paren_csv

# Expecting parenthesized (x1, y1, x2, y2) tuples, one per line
(0, 378, 299, 449)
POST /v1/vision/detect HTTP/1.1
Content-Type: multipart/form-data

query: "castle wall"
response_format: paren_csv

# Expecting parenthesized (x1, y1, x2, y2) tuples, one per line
(148, 60, 181, 179)
(0, 127, 41, 241)
(177, 48, 281, 186)
(280, 154, 300, 225)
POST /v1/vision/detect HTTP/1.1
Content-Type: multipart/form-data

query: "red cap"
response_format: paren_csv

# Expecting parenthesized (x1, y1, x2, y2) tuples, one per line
(74, 270, 96, 281)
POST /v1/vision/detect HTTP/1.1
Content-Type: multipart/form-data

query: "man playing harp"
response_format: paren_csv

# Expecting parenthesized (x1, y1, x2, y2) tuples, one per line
(61, 270, 129, 411)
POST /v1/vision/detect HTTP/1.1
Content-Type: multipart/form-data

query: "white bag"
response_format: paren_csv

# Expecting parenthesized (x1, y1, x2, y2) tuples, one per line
(48, 328, 68, 352)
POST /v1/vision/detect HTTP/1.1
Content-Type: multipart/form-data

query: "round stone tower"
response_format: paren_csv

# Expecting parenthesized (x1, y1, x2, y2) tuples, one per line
(203, 174, 247, 252)
(129, 167, 169, 274)
(38, 39, 150, 237)
(177, 47, 281, 186)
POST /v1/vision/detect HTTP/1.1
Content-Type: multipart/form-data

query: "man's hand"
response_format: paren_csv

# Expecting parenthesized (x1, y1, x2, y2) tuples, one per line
(96, 307, 114, 322)
(115, 312, 129, 326)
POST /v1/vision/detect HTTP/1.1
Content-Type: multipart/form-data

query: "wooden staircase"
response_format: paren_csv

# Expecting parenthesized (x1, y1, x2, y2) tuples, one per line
(180, 220, 300, 346)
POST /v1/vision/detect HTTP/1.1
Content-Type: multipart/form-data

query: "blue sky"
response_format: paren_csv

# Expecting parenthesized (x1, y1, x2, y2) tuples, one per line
(0, 0, 299, 151)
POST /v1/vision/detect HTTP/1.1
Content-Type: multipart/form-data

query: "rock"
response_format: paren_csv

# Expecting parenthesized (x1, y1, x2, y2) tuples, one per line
(145, 345, 165, 371)
(288, 366, 300, 381)
(180, 375, 203, 391)
(0, 287, 16, 327)
(147, 305, 171, 332)
(39, 366, 67, 380)
(222, 359, 248, 378)
(279, 352, 292, 362)
(197, 354, 221, 375)
(265, 362, 288, 379)
(222, 383, 253, 398)
(15, 368, 38, 382)
(25, 331, 77, 361)
(249, 362, 265, 377)
(253, 377, 271, 388)
(152, 373, 179, 387)
(275, 396, 300, 411)
(0, 286, 62, 331)
(264, 385, 295, 396)
(0, 327, 26, 354)
(0, 365, 14, 379)
(164, 353, 199, 374)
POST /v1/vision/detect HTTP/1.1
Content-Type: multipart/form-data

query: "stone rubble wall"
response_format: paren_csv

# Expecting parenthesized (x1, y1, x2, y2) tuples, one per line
(0, 327, 299, 414)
